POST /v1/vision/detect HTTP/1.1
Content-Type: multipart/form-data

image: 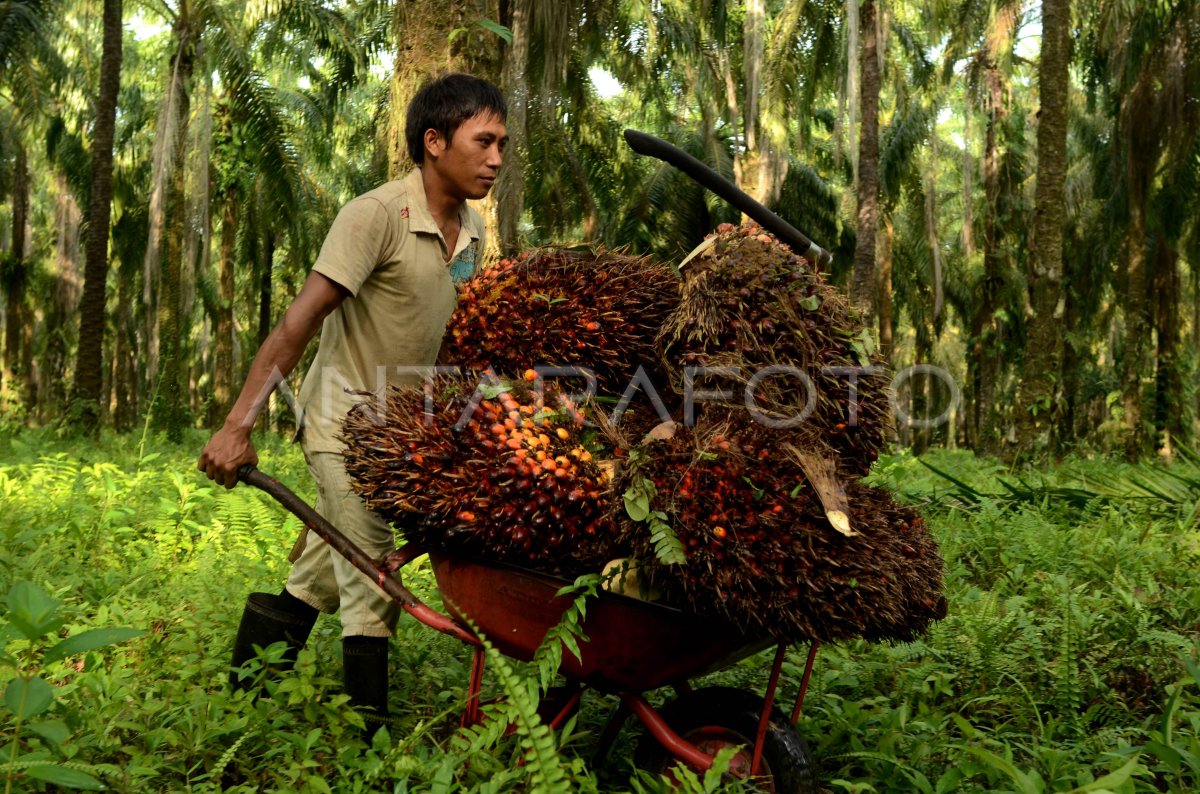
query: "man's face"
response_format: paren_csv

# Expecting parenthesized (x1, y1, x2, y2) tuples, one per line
(427, 112, 508, 201)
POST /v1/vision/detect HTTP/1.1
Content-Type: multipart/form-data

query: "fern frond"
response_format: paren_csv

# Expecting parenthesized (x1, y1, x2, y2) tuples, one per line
(466, 619, 572, 793)
(531, 574, 598, 694)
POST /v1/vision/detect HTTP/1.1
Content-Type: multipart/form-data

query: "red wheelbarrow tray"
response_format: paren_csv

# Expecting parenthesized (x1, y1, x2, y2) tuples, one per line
(427, 550, 773, 692)
(238, 464, 821, 781)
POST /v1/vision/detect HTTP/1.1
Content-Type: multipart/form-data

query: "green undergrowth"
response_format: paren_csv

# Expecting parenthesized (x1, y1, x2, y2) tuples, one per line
(1, 430, 1198, 792)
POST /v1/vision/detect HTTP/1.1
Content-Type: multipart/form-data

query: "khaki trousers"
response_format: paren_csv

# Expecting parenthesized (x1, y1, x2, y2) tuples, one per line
(286, 450, 399, 637)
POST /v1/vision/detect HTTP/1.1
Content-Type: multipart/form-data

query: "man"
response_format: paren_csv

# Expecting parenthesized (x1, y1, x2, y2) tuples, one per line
(198, 73, 508, 726)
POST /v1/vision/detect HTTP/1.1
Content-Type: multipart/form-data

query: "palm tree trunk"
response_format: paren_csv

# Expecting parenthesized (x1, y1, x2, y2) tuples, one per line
(1058, 240, 1081, 451)
(850, 0, 881, 319)
(1152, 235, 1181, 457)
(152, 26, 195, 443)
(844, 0, 859, 183)
(156, 159, 187, 441)
(45, 176, 83, 419)
(21, 318, 34, 409)
(562, 134, 599, 241)
(143, 30, 192, 398)
(742, 0, 769, 202)
(742, 0, 789, 204)
(913, 332, 932, 454)
(961, 112, 974, 256)
(924, 143, 944, 324)
(1014, 0, 1068, 455)
(113, 278, 136, 431)
(1120, 67, 1158, 460)
(744, 0, 765, 158)
(497, 0, 529, 256)
(256, 230, 275, 430)
(211, 189, 238, 427)
(968, 58, 1006, 453)
(3, 143, 29, 398)
(1121, 205, 1149, 459)
(719, 47, 744, 187)
(72, 0, 123, 432)
(878, 214, 894, 359)
(1193, 263, 1199, 442)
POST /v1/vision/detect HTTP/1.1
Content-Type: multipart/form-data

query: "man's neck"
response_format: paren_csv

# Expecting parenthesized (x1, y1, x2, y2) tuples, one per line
(420, 166, 464, 230)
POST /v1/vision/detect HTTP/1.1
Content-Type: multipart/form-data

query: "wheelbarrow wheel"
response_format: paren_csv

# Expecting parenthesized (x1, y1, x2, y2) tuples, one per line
(634, 686, 817, 793)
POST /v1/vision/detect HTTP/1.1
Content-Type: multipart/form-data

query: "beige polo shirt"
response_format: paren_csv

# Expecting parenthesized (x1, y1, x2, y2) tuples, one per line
(297, 168, 485, 453)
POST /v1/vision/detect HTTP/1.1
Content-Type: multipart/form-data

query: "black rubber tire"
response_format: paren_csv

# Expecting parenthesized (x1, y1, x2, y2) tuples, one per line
(634, 686, 818, 793)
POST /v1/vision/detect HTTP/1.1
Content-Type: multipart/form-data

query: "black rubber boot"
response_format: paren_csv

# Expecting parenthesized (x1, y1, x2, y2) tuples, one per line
(229, 591, 319, 690)
(342, 636, 390, 737)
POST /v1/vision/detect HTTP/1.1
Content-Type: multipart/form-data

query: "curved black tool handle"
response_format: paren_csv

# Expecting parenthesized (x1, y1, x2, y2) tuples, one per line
(236, 464, 421, 609)
(623, 128, 832, 270)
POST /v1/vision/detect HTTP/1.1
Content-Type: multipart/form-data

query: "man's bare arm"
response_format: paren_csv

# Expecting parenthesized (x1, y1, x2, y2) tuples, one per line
(198, 271, 349, 488)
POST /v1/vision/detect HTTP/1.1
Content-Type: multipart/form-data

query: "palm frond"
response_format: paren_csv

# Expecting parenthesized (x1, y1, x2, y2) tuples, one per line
(45, 113, 90, 207)
(0, 0, 54, 72)
(206, 8, 311, 248)
(880, 101, 933, 206)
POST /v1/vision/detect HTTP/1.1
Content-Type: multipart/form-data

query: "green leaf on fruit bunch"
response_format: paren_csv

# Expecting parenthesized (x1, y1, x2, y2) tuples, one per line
(849, 329, 877, 366)
(859, 328, 876, 355)
(5, 674, 55, 719)
(623, 476, 656, 522)
(648, 513, 687, 566)
(532, 292, 568, 305)
(799, 295, 821, 311)
(478, 382, 511, 400)
(45, 627, 145, 666)
(7, 582, 64, 641)
(741, 476, 765, 501)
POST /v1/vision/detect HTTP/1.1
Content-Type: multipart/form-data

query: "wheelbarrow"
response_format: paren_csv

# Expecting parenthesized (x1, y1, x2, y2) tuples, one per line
(239, 465, 822, 792)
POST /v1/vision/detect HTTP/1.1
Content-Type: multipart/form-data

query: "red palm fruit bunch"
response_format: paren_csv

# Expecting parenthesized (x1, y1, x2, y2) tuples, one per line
(340, 374, 620, 576)
(658, 223, 893, 477)
(612, 417, 945, 643)
(440, 248, 680, 401)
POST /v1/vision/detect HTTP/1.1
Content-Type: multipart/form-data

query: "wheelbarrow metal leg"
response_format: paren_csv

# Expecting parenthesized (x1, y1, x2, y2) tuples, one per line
(595, 699, 633, 765)
(545, 685, 583, 730)
(463, 646, 487, 727)
(790, 641, 821, 726)
(751, 644, 788, 777)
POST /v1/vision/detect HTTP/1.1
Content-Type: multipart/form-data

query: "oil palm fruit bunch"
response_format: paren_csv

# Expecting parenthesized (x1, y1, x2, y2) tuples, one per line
(441, 248, 680, 400)
(340, 374, 619, 576)
(614, 417, 945, 643)
(658, 223, 892, 477)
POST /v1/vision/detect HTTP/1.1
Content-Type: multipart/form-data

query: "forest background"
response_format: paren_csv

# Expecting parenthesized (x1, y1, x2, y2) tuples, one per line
(1, 0, 1197, 458)
(2, 0, 1200, 792)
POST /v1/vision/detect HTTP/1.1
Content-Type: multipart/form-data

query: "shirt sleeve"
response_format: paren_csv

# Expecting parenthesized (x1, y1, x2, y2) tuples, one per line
(311, 197, 392, 296)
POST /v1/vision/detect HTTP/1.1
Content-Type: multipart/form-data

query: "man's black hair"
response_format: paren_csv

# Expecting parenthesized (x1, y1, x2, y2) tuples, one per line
(406, 73, 508, 166)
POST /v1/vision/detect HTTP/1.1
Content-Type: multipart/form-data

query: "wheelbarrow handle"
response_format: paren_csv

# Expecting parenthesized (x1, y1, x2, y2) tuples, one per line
(622, 128, 833, 270)
(235, 465, 479, 644)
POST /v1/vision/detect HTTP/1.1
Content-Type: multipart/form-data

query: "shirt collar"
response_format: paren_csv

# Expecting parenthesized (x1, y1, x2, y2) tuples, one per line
(404, 167, 481, 244)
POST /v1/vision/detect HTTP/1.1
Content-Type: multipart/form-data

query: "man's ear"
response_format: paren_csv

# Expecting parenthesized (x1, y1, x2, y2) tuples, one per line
(423, 128, 445, 161)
